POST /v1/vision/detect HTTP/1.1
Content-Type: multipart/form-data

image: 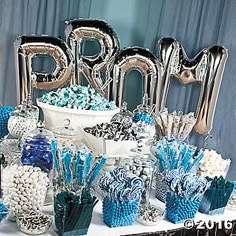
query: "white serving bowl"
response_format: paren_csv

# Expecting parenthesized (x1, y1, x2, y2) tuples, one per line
(37, 99, 120, 132)
(82, 129, 137, 156)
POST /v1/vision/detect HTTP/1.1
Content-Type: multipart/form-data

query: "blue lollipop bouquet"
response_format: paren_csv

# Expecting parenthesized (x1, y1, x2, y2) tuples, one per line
(154, 138, 204, 202)
(99, 167, 144, 227)
(164, 168, 209, 224)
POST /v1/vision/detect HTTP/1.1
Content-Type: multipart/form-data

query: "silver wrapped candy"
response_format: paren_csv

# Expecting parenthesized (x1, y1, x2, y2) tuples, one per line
(156, 108, 196, 141)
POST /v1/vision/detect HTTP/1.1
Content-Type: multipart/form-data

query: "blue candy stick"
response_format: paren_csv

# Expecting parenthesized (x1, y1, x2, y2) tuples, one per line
(186, 149, 204, 172)
(176, 144, 187, 169)
(86, 156, 106, 187)
(180, 146, 197, 171)
(169, 142, 179, 170)
(84, 152, 93, 179)
(78, 162, 85, 185)
(62, 152, 73, 184)
(51, 140, 59, 172)
(156, 145, 169, 172)
(74, 151, 81, 178)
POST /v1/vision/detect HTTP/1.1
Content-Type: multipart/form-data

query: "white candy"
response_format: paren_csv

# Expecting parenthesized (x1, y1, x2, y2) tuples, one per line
(198, 149, 231, 178)
(2, 165, 49, 217)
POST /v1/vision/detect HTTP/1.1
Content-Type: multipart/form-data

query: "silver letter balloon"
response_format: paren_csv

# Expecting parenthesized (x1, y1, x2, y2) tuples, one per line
(14, 36, 73, 104)
(110, 47, 162, 111)
(157, 37, 228, 135)
(65, 19, 120, 95)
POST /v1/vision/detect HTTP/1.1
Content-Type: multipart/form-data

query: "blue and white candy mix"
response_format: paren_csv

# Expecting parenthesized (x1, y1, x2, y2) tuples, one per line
(164, 168, 210, 201)
(41, 84, 117, 111)
(99, 167, 144, 203)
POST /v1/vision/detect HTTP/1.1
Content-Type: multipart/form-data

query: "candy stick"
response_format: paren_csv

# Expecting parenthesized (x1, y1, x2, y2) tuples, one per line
(156, 145, 169, 172)
(86, 156, 106, 188)
(180, 146, 196, 171)
(51, 140, 59, 172)
(62, 152, 73, 184)
(74, 151, 81, 177)
(176, 144, 187, 169)
(84, 152, 93, 179)
(78, 163, 85, 186)
(186, 149, 204, 172)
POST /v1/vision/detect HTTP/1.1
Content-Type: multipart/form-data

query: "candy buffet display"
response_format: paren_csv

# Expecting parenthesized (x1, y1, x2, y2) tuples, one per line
(0, 105, 14, 139)
(41, 84, 117, 111)
(2, 164, 49, 219)
(156, 108, 196, 141)
(51, 143, 106, 235)
(16, 210, 52, 235)
(198, 149, 231, 178)
(154, 138, 204, 202)
(0, 17, 234, 235)
(21, 122, 54, 174)
(164, 168, 209, 223)
(199, 176, 234, 215)
(99, 167, 144, 227)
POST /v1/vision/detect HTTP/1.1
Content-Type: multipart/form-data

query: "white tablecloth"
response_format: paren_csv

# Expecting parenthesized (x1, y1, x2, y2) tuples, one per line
(0, 197, 236, 236)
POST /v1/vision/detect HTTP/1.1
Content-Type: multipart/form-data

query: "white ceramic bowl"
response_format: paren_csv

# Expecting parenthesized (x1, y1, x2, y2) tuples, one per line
(82, 129, 137, 156)
(37, 99, 120, 132)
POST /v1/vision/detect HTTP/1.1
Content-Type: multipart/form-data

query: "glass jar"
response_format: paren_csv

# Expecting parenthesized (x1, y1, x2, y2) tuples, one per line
(21, 121, 54, 174)
(52, 119, 81, 149)
(132, 94, 157, 140)
(2, 163, 49, 221)
(119, 146, 155, 204)
(8, 104, 38, 140)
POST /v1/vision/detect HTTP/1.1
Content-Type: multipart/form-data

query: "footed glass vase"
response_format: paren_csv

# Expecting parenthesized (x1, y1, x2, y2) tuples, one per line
(102, 197, 139, 228)
(165, 192, 201, 224)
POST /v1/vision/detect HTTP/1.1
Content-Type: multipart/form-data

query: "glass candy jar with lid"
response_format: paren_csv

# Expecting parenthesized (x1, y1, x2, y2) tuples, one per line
(8, 104, 38, 140)
(119, 140, 164, 226)
(21, 121, 54, 174)
(52, 119, 81, 148)
(132, 94, 156, 140)
(119, 140, 155, 204)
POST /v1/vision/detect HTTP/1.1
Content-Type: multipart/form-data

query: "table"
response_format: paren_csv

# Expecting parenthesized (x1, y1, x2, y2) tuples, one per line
(1, 140, 236, 235)
(0, 197, 236, 236)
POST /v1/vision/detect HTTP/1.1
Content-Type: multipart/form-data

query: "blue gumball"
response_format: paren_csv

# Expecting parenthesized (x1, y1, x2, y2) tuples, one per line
(0, 106, 14, 139)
